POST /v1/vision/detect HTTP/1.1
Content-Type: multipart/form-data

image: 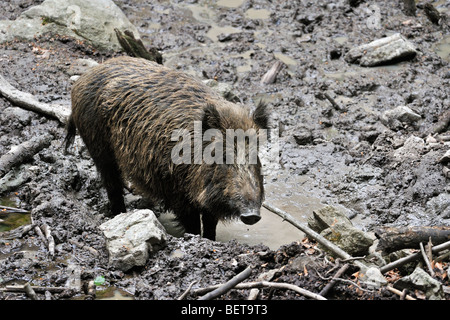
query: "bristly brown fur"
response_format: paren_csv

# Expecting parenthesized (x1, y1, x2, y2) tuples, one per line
(67, 56, 267, 240)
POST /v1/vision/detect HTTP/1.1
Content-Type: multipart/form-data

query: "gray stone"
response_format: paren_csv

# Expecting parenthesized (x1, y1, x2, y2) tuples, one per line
(0, 0, 139, 51)
(345, 33, 418, 67)
(381, 105, 421, 129)
(308, 206, 374, 256)
(394, 267, 444, 300)
(393, 135, 425, 161)
(361, 267, 388, 289)
(99, 209, 167, 271)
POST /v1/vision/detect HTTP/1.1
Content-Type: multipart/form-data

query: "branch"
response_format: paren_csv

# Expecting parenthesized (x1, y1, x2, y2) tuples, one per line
(260, 61, 284, 85)
(0, 74, 70, 124)
(0, 133, 53, 178)
(114, 29, 163, 64)
(262, 202, 353, 261)
(198, 266, 253, 300)
(375, 226, 450, 253)
(380, 240, 450, 274)
(195, 281, 326, 300)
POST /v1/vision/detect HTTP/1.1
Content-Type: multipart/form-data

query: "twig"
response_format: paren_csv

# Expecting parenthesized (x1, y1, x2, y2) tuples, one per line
(263, 202, 353, 261)
(2, 285, 70, 294)
(424, 3, 441, 25)
(177, 281, 198, 300)
(0, 205, 30, 214)
(41, 224, 55, 258)
(380, 240, 450, 274)
(198, 266, 253, 300)
(319, 263, 349, 296)
(386, 285, 416, 300)
(324, 92, 345, 112)
(114, 29, 163, 64)
(68, 239, 99, 256)
(0, 74, 70, 124)
(86, 280, 96, 300)
(24, 283, 38, 300)
(260, 61, 284, 85)
(34, 225, 47, 246)
(247, 267, 283, 300)
(419, 242, 435, 277)
(195, 281, 326, 300)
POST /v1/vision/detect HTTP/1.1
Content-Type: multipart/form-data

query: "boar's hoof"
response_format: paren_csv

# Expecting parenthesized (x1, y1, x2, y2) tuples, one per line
(240, 211, 261, 225)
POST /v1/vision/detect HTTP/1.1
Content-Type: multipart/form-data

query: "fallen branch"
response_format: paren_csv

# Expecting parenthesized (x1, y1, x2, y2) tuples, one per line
(195, 281, 327, 300)
(323, 92, 346, 112)
(0, 74, 70, 124)
(68, 239, 99, 256)
(423, 3, 441, 25)
(2, 285, 72, 294)
(419, 242, 435, 277)
(114, 29, 163, 64)
(262, 202, 353, 261)
(0, 205, 30, 214)
(177, 281, 198, 300)
(0, 133, 53, 178)
(34, 225, 47, 246)
(24, 283, 38, 300)
(260, 61, 284, 85)
(247, 267, 283, 300)
(386, 285, 416, 300)
(380, 240, 450, 274)
(41, 224, 55, 258)
(0, 223, 35, 240)
(198, 266, 253, 300)
(375, 226, 450, 253)
(263, 202, 386, 287)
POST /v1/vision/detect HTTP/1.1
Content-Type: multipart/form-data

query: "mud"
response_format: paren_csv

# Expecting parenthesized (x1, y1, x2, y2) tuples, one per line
(0, 0, 449, 300)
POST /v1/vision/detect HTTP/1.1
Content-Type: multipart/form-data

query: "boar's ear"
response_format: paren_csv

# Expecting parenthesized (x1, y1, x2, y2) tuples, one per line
(252, 100, 269, 129)
(202, 103, 221, 130)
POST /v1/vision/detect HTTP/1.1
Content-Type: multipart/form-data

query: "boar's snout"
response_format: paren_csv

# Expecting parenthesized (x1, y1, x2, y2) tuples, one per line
(240, 210, 261, 225)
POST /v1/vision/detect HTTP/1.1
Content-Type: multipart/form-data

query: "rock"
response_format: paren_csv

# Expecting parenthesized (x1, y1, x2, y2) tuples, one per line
(361, 267, 388, 289)
(308, 206, 374, 256)
(393, 135, 425, 161)
(0, 0, 139, 51)
(381, 105, 421, 130)
(345, 33, 418, 67)
(99, 209, 167, 271)
(394, 267, 444, 300)
(293, 130, 313, 145)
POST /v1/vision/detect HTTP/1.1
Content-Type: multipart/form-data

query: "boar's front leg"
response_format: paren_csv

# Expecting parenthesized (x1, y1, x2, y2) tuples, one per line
(202, 213, 218, 241)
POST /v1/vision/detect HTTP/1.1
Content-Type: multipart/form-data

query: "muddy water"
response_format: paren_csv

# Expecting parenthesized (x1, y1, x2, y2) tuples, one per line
(216, 174, 325, 249)
(0, 196, 31, 232)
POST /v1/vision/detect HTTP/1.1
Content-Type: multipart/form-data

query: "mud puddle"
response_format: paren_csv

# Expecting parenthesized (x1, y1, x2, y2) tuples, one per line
(217, 174, 324, 249)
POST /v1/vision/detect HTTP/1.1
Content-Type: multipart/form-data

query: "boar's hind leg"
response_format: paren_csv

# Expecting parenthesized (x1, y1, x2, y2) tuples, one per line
(87, 144, 126, 216)
(202, 214, 218, 241)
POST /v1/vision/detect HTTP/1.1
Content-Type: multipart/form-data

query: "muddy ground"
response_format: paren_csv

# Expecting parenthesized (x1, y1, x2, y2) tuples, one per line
(0, 0, 449, 301)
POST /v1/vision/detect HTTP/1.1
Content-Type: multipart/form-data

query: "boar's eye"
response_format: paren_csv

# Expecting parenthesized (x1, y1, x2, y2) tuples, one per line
(202, 103, 221, 130)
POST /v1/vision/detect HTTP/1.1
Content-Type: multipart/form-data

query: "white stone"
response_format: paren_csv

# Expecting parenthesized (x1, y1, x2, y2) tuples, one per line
(99, 209, 167, 271)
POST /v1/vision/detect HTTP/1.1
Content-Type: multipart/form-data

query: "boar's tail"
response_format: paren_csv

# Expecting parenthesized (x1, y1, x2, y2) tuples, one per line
(64, 114, 76, 152)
